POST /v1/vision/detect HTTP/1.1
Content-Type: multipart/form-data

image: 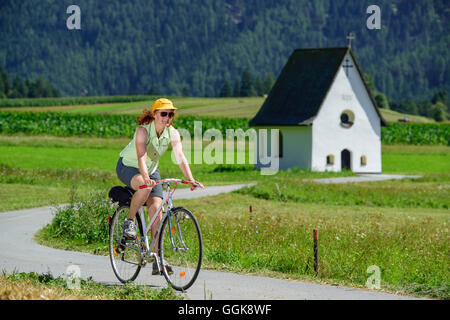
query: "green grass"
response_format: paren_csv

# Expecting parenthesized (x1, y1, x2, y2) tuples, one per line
(1, 134, 448, 299)
(238, 175, 450, 209)
(382, 145, 450, 174)
(379, 108, 436, 123)
(36, 191, 449, 299)
(1, 270, 183, 300)
(179, 194, 449, 298)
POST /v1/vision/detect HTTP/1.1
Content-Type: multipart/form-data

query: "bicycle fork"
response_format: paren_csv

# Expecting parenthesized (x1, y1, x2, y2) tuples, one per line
(167, 209, 189, 252)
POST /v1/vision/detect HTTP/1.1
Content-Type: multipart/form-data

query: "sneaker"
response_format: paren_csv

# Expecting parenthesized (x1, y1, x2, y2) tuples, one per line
(122, 218, 137, 240)
(152, 260, 173, 275)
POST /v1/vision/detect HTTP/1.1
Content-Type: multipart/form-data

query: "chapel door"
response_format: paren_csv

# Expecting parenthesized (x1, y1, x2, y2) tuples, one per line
(341, 149, 351, 171)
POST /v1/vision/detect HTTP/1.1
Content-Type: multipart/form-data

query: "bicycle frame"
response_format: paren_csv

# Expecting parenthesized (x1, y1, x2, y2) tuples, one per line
(110, 178, 202, 287)
(137, 181, 173, 255)
(135, 179, 195, 259)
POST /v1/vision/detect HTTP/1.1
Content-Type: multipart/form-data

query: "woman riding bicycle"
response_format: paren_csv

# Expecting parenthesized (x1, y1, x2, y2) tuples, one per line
(115, 98, 204, 274)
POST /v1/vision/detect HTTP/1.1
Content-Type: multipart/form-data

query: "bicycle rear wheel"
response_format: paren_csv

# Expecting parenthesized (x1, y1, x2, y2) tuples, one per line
(159, 206, 202, 291)
(109, 205, 143, 283)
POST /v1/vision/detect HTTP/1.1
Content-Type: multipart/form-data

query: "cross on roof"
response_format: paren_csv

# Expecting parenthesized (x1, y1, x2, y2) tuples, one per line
(343, 58, 353, 76)
(346, 33, 355, 48)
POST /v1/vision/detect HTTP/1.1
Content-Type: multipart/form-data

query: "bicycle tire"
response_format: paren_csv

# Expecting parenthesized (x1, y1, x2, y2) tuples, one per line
(158, 206, 202, 291)
(109, 205, 143, 283)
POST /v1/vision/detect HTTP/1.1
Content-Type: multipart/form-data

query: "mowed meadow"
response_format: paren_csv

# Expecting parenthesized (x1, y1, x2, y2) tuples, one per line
(0, 96, 449, 299)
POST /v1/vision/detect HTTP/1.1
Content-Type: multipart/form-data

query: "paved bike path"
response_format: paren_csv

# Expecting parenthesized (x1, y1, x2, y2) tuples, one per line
(0, 184, 422, 300)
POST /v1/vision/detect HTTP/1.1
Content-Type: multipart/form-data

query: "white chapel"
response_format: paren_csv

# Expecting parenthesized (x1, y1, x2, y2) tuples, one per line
(249, 47, 388, 173)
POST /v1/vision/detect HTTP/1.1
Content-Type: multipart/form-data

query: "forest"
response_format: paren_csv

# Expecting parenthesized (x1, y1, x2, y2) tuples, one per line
(0, 0, 448, 117)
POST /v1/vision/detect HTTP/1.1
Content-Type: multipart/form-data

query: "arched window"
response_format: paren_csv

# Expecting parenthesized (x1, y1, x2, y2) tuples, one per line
(361, 155, 367, 166)
(326, 154, 334, 165)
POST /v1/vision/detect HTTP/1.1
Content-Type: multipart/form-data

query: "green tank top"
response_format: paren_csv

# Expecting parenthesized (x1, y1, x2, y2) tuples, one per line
(120, 121, 174, 175)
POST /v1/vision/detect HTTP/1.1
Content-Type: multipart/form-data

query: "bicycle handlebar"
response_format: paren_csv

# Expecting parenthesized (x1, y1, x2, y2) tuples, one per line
(138, 179, 202, 190)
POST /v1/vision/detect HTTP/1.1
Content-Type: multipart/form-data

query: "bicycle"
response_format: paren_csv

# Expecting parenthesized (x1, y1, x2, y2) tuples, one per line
(107, 179, 203, 291)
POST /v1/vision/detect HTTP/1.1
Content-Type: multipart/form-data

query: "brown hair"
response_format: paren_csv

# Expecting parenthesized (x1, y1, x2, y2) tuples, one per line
(137, 109, 154, 125)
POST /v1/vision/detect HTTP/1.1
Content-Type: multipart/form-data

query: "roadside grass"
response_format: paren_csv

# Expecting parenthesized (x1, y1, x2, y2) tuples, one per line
(36, 192, 449, 299)
(182, 194, 449, 299)
(237, 174, 450, 209)
(0, 271, 182, 300)
(0, 183, 75, 212)
(2, 134, 448, 298)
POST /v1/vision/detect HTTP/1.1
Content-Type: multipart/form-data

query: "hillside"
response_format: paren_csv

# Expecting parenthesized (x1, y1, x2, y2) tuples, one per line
(0, 0, 448, 101)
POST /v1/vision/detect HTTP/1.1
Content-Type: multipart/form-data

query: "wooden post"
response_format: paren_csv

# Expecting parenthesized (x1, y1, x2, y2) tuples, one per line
(313, 229, 319, 275)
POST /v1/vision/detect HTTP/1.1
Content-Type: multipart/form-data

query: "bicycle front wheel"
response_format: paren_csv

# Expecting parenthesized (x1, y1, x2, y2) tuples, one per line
(159, 206, 202, 291)
(109, 205, 143, 283)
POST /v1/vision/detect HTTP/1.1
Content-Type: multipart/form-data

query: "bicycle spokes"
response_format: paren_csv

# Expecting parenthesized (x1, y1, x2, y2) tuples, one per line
(159, 207, 202, 291)
(109, 206, 142, 282)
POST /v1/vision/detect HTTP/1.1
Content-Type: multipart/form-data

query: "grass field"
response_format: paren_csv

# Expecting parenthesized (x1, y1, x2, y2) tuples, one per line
(0, 97, 265, 118)
(1, 132, 448, 299)
(0, 96, 436, 122)
(0, 95, 447, 299)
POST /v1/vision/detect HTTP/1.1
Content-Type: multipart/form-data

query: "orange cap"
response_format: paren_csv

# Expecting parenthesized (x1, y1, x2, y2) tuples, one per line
(152, 98, 177, 113)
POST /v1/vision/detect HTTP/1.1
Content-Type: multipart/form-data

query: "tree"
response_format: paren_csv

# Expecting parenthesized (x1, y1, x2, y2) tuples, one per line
(431, 90, 449, 112)
(374, 93, 389, 109)
(430, 102, 447, 122)
(182, 86, 190, 97)
(146, 86, 158, 95)
(390, 100, 418, 115)
(233, 79, 240, 97)
(240, 68, 255, 97)
(364, 73, 376, 94)
(417, 100, 432, 117)
(263, 72, 275, 94)
(254, 76, 264, 96)
(219, 80, 232, 97)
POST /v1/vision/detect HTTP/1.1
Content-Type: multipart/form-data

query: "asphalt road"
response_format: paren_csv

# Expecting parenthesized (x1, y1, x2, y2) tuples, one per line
(0, 184, 423, 300)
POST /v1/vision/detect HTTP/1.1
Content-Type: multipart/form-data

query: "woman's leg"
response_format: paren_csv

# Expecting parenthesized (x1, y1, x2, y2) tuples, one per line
(146, 196, 163, 252)
(128, 174, 152, 220)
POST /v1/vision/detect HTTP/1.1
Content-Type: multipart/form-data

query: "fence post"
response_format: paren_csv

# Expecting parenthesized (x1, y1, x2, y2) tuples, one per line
(313, 229, 319, 275)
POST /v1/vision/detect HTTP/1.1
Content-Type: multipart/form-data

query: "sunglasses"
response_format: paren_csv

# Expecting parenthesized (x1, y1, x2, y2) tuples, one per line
(158, 111, 175, 118)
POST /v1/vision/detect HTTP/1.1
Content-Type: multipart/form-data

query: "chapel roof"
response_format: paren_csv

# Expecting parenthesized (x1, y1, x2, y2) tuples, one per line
(249, 47, 388, 127)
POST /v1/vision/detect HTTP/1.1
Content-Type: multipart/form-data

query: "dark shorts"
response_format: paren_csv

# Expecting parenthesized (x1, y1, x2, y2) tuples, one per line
(116, 157, 163, 199)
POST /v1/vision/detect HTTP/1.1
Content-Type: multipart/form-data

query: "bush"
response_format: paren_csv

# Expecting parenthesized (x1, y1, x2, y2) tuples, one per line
(48, 190, 114, 244)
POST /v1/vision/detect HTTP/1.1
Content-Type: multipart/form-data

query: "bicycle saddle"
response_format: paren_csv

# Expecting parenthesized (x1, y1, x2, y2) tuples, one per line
(108, 186, 138, 206)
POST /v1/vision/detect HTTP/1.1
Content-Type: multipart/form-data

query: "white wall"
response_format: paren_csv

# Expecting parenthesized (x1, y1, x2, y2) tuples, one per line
(279, 126, 312, 170)
(312, 52, 382, 173)
(253, 126, 312, 170)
